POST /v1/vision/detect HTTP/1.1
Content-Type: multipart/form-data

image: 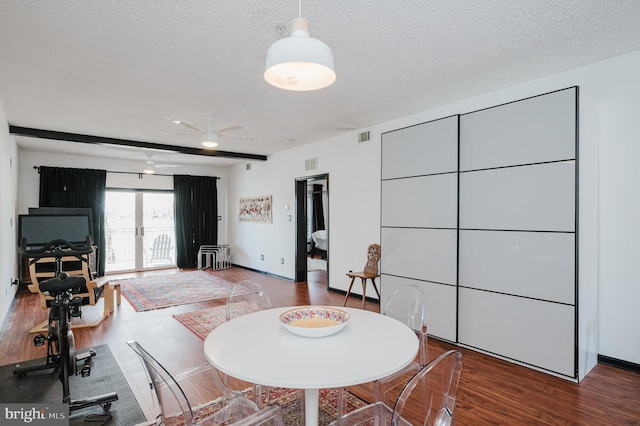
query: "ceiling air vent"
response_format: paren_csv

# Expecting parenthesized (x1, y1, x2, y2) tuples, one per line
(305, 157, 318, 171)
(358, 130, 371, 143)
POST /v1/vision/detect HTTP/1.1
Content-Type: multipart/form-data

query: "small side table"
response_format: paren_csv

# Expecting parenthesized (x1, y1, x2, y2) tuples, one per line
(343, 271, 381, 309)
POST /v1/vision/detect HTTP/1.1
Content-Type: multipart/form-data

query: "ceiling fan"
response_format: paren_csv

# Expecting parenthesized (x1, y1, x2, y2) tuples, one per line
(167, 116, 253, 148)
(142, 155, 181, 174)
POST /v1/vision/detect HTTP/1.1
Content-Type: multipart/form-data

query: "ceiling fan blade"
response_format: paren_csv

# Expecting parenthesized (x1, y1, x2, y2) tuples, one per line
(221, 134, 254, 141)
(160, 132, 198, 136)
(218, 125, 244, 135)
(175, 121, 202, 133)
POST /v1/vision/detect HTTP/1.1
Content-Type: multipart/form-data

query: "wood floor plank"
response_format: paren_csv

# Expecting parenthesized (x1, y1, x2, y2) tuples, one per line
(1, 267, 639, 425)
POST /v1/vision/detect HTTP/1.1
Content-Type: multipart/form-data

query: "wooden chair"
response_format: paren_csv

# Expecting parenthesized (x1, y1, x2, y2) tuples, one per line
(343, 243, 381, 309)
(28, 254, 113, 333)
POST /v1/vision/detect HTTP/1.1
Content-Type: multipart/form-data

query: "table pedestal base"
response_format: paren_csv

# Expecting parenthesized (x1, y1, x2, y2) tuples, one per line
(304, 388, 319, 426)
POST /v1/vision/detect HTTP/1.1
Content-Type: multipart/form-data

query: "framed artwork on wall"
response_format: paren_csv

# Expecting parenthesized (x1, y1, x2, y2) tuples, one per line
(239, 195, 272, 223)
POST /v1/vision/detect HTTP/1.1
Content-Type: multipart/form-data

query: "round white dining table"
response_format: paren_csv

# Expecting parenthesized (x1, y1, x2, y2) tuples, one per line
(203, 306, 418, 426)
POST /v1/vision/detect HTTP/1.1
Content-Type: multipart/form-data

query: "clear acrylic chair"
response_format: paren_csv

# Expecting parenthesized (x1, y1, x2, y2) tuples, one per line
(127, 340, 285, 425)
(337, 284, 429, 416)
(330, 350, 463, 426)
(226, 280, 272, 321)
(225, 281, 273, 406)
(375, 284, 429, 404)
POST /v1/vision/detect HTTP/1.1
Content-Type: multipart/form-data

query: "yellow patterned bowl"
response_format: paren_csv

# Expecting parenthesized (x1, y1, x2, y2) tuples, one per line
(279, 306, 350, 338)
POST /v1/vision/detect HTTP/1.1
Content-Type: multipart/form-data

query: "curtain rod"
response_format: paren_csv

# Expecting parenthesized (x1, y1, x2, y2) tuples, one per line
(33, 166, 219, 179)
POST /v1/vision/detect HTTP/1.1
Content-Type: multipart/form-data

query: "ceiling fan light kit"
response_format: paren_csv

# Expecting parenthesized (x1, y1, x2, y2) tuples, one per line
(202, 142, 218, 148)
(264, 14, 336, 91)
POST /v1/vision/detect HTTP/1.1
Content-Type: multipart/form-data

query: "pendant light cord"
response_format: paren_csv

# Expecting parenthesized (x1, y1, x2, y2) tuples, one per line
(298, 0, 302, 18)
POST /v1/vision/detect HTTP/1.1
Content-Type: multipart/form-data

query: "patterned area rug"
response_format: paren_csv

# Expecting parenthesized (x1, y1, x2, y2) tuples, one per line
(262, 387, 367, 426)
(159, 387, 367, 426)
(173, 301, 260, 339)
(115, 270, 237, 311)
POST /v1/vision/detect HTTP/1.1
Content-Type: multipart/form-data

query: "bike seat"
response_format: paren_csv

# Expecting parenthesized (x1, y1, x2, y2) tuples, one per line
(39, 275, 86, 295)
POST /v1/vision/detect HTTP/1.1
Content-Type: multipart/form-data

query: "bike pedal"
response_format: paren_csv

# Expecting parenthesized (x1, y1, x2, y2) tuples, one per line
(76, 348, 96, 361)
(80, 365, 91, 377)
(33, 334, 45, 346)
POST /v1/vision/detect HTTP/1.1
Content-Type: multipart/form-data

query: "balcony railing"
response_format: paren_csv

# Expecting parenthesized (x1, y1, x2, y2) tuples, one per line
(105, 226, 176, 272)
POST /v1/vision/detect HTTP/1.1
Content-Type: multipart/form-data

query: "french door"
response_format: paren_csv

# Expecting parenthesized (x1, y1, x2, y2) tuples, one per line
(104, 190, 176, 273)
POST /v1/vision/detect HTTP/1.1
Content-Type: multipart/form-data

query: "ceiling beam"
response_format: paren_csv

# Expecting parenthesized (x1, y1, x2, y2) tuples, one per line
(9, 125, 268, 161)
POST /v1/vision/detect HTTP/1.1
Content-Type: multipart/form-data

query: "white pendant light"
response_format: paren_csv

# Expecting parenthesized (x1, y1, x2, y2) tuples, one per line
(264, 1, 335, 91)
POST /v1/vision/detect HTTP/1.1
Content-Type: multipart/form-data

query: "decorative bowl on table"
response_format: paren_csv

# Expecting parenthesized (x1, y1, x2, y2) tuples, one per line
(279, 306, 350, 338)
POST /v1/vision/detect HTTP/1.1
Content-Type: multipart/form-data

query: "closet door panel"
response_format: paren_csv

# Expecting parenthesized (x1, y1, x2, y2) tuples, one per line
(459, 288, 575, 376)
(381, 228, 457, 285)
(459, 230, 575, 304)
(459, 162, 575, 232)
(460, 88, 576, 171)
(381, 116, 458, 179)
(380, 275, 456, 342)
(382, 174, 458, 228)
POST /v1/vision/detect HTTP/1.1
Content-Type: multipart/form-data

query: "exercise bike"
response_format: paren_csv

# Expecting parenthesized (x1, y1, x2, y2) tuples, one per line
(13, 237, 118, 412)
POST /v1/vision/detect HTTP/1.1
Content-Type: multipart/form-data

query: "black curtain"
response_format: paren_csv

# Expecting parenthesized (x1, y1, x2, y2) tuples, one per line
(312, 184, 325, 231)
(173, 175, 218, 269)
(38, 166, 107, 276)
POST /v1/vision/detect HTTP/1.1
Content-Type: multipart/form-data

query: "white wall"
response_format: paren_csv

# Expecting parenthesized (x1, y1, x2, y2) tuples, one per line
(228, 49, 640, 365)
(227, 134, 381, 280)
(0, 96, 19, 332)
(5, 49, 640, 365)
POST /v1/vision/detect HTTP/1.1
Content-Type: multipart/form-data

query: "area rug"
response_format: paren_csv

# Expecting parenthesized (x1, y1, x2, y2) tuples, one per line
(263, 387, 367, 425)
(0, 344, 146, 426)
(159, 387, 367, 426)
(173, 300, 260, 340)
(115, 270, 237, 311)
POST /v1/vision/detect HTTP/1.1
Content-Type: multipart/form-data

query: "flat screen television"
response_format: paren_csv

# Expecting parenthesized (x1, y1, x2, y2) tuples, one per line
(28, 207, 93, 227)
(18, 214, 92, 249)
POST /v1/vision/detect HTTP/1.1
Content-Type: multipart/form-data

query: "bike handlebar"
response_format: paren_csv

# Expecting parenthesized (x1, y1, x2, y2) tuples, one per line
(20, 236, 93, 258)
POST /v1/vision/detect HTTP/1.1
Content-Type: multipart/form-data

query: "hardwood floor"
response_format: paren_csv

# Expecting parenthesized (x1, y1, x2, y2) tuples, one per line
(2, 267, 639, 425)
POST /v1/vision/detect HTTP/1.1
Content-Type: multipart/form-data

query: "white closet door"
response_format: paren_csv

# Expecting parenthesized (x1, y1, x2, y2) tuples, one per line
(460, 88, 576, 171)
(459, 288, 575, 376)
(459, 230, 575, 304)
(459, 162, 575, 232)
(381, 228, 457, 285)
(382, 174, 457, 228)
(382, 115, 458, 179)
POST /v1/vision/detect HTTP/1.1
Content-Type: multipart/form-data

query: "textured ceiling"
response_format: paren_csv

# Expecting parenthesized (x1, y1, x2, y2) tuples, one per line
(1, 1, 640, 168)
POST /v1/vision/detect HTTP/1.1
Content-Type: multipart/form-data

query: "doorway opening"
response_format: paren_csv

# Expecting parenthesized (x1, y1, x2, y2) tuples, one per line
(104, 190, 176, 273)
(295, 174, 328, 287)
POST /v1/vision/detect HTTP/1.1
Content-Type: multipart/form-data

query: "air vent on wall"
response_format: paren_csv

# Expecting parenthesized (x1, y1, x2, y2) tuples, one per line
(358, 130, 371, 143)
(305, 157, 318, 171)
